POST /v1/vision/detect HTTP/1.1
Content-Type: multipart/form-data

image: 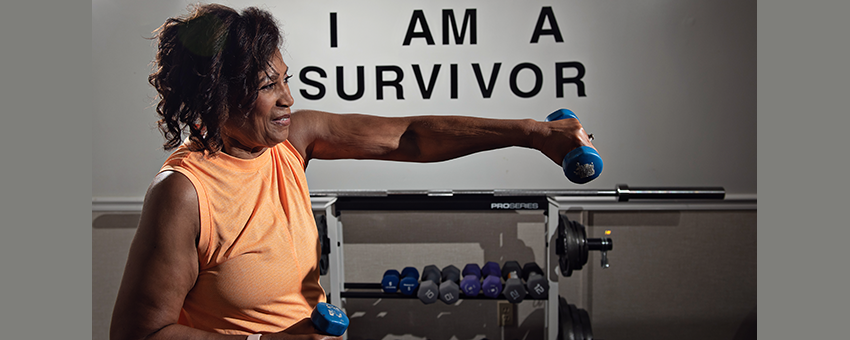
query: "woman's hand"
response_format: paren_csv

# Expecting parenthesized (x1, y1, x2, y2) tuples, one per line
(264, 318, 342, 340)
(532, 116, 597, 167)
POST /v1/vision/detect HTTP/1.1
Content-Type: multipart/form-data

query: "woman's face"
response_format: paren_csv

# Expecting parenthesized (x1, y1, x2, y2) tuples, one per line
(222, 50, 294, 157)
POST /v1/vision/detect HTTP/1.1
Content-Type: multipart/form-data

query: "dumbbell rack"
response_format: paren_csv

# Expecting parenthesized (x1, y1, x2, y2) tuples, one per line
(313, 186, 725, 339)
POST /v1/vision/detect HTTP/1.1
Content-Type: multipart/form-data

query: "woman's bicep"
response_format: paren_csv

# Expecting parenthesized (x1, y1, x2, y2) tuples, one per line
(288, 110, 412, 162)
(110, 171, 201, 340)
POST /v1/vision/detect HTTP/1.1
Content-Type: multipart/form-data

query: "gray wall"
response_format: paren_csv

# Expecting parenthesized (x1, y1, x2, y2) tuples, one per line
(93, 208, 756, 340)
(93, 0, 756, 199)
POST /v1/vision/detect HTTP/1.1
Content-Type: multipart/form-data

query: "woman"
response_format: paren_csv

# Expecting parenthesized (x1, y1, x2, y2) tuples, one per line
(110, 3, 597, 340)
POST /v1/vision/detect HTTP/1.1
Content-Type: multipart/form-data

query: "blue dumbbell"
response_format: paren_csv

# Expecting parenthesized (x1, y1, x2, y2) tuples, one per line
(398, 266, 420, 295)
(311, 302, 350, 336)
(381, 269, 401, 293)
(460, 263, 482, 297)
(481, 261, 503, 298)
(544, 109, 603, 184)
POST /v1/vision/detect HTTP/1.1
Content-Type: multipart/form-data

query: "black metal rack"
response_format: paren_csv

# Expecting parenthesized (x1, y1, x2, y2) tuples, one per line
(313, 185, 726, 339)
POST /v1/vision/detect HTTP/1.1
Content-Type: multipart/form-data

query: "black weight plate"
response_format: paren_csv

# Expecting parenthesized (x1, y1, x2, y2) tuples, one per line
(569, 304, 585, 340)
(558, 216, 573, 277)
(565, 220, 575, 273)
(558, 297, 575, 340)
(577, 222, 588, 266)
(568, 221, 581, 273)
(579, 308, 593, 340)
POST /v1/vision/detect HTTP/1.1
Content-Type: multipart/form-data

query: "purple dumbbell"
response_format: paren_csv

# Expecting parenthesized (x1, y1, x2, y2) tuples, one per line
(481, 261, 503, 298)
(460, 263, 482, 297)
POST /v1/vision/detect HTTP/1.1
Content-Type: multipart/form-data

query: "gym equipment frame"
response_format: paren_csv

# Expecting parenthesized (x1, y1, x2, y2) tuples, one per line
(311, 184, 725, 339)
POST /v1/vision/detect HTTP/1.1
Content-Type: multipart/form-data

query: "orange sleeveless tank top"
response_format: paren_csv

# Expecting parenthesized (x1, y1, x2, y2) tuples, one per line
(159, 141, 326, 335)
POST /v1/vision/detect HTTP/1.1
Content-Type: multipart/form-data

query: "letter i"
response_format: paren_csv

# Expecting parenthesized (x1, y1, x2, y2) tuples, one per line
(330, 12, 338, 48)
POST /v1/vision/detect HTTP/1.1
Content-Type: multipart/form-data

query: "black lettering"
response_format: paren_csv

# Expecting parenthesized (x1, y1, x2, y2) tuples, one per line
(555, 62, 586, 97)
(330, 12, 338, 48)
(412, 64, 441, 99)
(336, 66, 365, 101)
(299, 66, 327, 100)
(403, 10, 435, 46)
(471, 63, 501, 98)
(509, 63, 543, 98)
(376, 65, 404, 100)
(530, 6, 564, 43)
(442, 9, 476, 45)
(450, 64, 458, 99)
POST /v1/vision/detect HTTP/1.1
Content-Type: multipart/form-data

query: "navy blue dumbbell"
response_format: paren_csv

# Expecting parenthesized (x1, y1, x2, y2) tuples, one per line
(481, 261, 503, 298)
(460, 263, 482, 297)
(399, 267, 420, 295)
(381, 269, 401, 293)
(544, 108, 603, 184)
(311, 302, 350, 336)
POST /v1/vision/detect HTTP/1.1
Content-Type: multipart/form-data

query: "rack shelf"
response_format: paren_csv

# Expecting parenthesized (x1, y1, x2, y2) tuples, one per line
(341, 283, 549, 301)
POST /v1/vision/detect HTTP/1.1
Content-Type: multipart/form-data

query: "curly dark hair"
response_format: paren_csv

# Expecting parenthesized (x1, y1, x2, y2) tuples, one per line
(149, 3, 282, 153)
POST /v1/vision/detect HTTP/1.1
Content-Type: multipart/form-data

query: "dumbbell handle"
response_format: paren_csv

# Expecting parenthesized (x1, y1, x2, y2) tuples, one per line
(587, 238, 613, 251)
(586, 238, 613, 268)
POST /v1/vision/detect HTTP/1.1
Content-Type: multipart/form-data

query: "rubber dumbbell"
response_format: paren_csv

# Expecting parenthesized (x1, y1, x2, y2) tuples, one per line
(398, 267, 420, 295)
(460, 263, 482, 297)
(310, 302, 350, 336)
(501, 261, 528, 303)
(439, 265, 461, 304)
(417, 265, 441, 304)
(544, 108, 603, 184)
(381, 269, 400, 293)
(480, 261, 503, 298)
(521, 262, 549, 299)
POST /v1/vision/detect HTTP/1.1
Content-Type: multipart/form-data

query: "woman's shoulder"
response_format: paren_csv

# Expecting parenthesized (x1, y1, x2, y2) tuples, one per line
(147, 170, 199, 211)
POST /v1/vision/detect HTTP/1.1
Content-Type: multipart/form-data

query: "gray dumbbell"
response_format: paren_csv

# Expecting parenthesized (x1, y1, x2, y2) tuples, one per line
(501, 261, 527, 303)
(522, 262, 549, 299)
(417, 265, 441, 304)
(439, 265, 460, 304)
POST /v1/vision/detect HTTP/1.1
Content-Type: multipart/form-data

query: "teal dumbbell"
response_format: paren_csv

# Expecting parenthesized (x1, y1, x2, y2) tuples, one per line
(310, 302, 350, 336)
(544, 109, 603, 184)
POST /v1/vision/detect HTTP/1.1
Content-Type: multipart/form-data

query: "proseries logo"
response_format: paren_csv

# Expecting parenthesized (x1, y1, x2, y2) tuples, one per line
(491, 202, 539, 210)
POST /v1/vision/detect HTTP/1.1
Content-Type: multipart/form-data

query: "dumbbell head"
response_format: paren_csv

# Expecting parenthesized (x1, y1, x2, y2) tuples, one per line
(522, 262, 549, 299)
(544, 108, 603, 184)
(439, 265, 461, 304)
(399, 266, 420, 295)
(417, 265, 441, 304)
(381, 269, 400, 293)
(481, 261, 503, 298)
(460, 263, 482, 297)
(311, 302, 349, 336)
(501, 261, 527, 303)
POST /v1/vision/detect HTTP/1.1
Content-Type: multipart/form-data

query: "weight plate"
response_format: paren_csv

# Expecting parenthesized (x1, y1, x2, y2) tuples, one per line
(558, 297, 576, 340)
(558, 216, 573, 277)
(569, 304, 585, 340)
(567, 220, 581, 274)
(577, 222, 588, 267)
(579, 308, 593, 340)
